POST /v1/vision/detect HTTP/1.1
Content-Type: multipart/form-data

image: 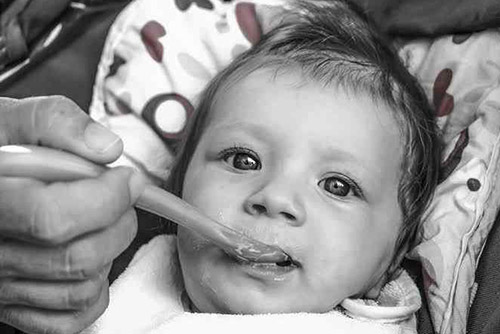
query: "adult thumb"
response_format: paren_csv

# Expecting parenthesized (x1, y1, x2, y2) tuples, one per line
(0, 96, 123, 164)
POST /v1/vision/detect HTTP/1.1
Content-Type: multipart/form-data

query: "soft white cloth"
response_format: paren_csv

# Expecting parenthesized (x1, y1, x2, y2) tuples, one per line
(82, 235, 421, 334)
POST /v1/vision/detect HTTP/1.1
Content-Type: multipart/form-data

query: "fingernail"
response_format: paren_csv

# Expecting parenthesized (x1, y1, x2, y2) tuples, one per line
(128, 171, 147, 203)
(84, 122, 121, 153)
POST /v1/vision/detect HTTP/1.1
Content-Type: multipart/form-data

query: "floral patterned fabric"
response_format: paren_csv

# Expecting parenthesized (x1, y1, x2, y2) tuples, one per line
(400, 31, 500, 334)
(90, 1, 500, 334)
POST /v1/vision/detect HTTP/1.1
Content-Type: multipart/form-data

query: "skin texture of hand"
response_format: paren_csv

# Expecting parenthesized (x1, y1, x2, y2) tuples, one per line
(0, 96, 146, 334)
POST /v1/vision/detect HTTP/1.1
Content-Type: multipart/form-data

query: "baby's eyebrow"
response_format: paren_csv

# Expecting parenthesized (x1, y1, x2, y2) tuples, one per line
(318, 144, 354, 158)
(210, 122, 272, 140)
(316, 147, 363, 166)
(314, 146, 372, 181)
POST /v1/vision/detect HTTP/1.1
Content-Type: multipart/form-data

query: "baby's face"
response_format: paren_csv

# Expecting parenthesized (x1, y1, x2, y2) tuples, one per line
(177, 69, 403, 313)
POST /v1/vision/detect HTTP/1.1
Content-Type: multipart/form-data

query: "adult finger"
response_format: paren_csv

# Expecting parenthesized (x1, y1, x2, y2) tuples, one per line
(0, 280, 109, 334)
(0, 208, 137, 280)
(0, 167, 144, 243)
(0, 96, 123, 164)
(0, 264, 112, 310)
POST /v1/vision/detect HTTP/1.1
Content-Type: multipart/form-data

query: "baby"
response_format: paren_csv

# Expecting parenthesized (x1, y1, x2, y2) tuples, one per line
(167, 0, 440, 315)
(85, 0, 440, 333)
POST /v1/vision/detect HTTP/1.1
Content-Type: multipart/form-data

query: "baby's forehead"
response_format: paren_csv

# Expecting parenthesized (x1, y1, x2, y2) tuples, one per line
(211, 67, 403, 130)
(208, 68, 404, 161)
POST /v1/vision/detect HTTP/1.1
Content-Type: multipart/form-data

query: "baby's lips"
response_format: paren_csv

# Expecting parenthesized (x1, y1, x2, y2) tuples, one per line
(230, 242, 289, 263)
(216, 225, 300, 265)
(232, 242, 300, 267)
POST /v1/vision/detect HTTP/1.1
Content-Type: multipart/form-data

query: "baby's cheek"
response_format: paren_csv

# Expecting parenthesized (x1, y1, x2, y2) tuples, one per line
(183, 184, 237, 229)
(183, 166, 222, 206)
(178, 227, 211, 256)
(177, 228, 201, 263)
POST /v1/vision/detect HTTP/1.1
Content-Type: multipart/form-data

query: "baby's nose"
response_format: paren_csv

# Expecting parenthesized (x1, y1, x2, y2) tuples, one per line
(243, 184, 305, 226)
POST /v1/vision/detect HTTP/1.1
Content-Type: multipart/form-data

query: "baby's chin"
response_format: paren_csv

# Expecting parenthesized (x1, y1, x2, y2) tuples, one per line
(189, 285, 339, 315)
(195, 302, 338, 315)
(193, 298, 300, 314)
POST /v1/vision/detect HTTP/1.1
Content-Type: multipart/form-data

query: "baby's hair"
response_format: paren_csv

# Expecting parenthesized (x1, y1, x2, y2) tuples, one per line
(166, 0, 440, 281)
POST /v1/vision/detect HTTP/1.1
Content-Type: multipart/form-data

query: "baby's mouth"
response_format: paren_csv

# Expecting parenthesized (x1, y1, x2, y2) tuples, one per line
(216, 226, 300, 268)
(275, 259, 298, 267)
(228, 249, 301, 269)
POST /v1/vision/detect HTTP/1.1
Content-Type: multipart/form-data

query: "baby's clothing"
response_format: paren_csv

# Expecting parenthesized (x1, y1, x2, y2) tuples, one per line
(82, 235, 420, 334)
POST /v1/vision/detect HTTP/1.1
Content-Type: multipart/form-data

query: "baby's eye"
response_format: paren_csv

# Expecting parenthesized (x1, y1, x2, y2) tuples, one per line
(221, 148, 261, 171)
(319, 176, 354, 197)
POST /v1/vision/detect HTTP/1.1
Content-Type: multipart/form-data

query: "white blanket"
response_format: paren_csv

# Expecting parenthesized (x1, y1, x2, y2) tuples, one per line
(82, 235, 421, 334)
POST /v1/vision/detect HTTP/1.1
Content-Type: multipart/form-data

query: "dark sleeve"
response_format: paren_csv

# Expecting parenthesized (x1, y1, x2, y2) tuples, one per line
(350, 0, 500, 37)
(0, 323, 20, 334)
(0, 0, 131, 109)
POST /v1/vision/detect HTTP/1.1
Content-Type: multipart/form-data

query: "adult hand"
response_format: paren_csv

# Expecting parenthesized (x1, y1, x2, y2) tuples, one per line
(0, 96, 145, 334)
